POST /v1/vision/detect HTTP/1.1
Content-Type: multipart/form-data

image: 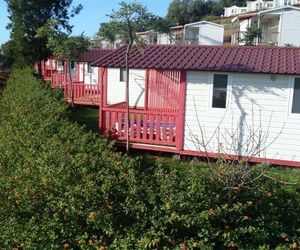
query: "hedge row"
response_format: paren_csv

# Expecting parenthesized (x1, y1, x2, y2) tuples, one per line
(0, 68, 299, 250)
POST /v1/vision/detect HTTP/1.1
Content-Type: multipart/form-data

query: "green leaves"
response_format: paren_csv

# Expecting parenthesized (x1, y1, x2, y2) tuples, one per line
(5, 0, 83, 68)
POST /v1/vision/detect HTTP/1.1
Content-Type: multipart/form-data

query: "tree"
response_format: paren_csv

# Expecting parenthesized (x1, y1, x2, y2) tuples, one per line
(0, 41, 14, 71)
(166, 0, 191, 25)
(5, 0, 82, 70)
(104, 1, 156, 152)
(242, 26, 262, 45)
(38, 21, 89, 105)
(97, 21, 120, 49)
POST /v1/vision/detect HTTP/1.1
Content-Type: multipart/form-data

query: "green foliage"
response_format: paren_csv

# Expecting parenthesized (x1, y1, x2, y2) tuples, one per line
(0, 68, 136, 249)
(98, 1, 170, 46)
(37, 20, 90, 63)
(0, 41, 14, 71)
(242, 26, 262, 45)
(0, 69, 300, 249)
(5, 0, 82, 68)
(48, 34, 90, 62)
(166, 0, 247, 26)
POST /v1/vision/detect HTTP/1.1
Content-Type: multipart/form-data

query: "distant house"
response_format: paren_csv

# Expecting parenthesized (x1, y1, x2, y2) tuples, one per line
(135, 22, 224, 46)
(41, 48, 111, 105)
(224, 0, 300, 17)
(184, 21, 224, 45)
(136, 30, 170, 45)
(231, 6, 300, 46)
(224, 5, 248, 17)
(93, 44, 300, 167)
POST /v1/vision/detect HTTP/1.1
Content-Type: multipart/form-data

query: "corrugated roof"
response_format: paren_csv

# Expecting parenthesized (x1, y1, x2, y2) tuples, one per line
(81, 48, 113, 62)
(92, 45, 300, 75)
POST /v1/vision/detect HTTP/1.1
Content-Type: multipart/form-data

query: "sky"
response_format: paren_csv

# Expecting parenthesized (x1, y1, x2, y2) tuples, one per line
(0, 0, 171, 46)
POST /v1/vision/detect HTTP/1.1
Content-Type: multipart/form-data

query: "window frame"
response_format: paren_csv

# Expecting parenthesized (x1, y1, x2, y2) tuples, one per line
(289, 76, 300, 116)
(120, 68, 127, 82)
(210, 73, 229, 109)
(87, 61, 92, 74)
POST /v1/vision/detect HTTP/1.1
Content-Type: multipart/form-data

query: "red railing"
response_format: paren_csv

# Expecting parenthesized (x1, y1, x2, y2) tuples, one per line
(64, 83, 101, 104)
(43, 70, 53, 81)
(147, 69, 181, 113)
(51, 73, 66, 88)
(101, 107, 178, 147)
(44, 64, 56, 71)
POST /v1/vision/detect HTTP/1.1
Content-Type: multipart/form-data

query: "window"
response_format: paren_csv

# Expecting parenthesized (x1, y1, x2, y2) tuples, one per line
(292, 78, 300, 113)
(57, 60, 64, 72)
(212, 74, 228, 108)
(70, 61, 75, 70)
(120, 68, 126, 82)
(87, 62, 92, 73)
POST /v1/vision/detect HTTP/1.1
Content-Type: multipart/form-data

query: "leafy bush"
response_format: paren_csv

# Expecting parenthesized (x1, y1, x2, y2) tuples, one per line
(0, 68, 136, 249)
(0, 68, 300, 249)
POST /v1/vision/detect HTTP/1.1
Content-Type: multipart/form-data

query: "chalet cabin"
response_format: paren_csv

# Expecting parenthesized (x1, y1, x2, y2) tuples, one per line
(232, 6, 300, 46)
(184, 21, 224, 45)
(135, 22, 224, 46)
(93, 44, 300, 167)
(42, 49, 111, 105)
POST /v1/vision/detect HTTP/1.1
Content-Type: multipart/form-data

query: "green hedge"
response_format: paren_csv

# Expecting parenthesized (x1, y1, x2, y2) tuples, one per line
(0, 68, 300, 250)
(0, 68, 136, 249)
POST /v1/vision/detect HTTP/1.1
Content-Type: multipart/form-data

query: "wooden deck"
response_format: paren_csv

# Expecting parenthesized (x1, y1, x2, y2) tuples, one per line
(102, 102, 178, 148)
(64, 83, 101, 106)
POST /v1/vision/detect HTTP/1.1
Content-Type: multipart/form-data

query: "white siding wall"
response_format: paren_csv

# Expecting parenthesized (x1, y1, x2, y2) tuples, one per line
(238, 19, 252, 45)
(199, 24, 224, 45)
(184, 71, 300, 162)
(79, 63, 84, 82)
(279, 9, 300, 46)
(78, 63, 99, 84)
(107, 68, 146, 107)
(158, 33, 170, 44)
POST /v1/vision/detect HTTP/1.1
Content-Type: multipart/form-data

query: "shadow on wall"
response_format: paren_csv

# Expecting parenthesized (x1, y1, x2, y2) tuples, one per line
(131, 73, 145, 107)
(186, 74, 286, 161)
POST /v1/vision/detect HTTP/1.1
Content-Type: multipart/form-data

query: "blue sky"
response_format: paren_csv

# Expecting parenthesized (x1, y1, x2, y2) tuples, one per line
(0, 0, 171, 45)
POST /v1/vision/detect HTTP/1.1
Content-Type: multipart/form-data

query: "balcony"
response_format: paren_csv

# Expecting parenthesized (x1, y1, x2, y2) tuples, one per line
(260, 32, 279, 45)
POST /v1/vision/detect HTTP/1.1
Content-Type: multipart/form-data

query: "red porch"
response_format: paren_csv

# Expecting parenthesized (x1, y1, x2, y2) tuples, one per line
(99, 68, 187, 151)
(64, 83, 101, 105)
(41, 58, 57, 81)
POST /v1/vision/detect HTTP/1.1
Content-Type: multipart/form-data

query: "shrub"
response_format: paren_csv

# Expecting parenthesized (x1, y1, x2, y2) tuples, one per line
(0, 68, 136, 249)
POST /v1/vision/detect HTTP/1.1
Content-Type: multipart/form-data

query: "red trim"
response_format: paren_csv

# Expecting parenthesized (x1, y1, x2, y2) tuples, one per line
(180, 150, 300, 168)
(177, 70, 186, 151)
(99, 67, 107, 132)
(144, 69, 149, 111)
(117, 141, 178, 153)
(116, 141, 300, 168)
(82, 62, 85, 83)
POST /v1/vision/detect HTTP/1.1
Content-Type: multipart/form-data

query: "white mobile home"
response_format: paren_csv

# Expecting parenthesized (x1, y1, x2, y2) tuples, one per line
(93, 45, 300, 167)
(232, 6, 300, 46)
(184, 21, 224, 45)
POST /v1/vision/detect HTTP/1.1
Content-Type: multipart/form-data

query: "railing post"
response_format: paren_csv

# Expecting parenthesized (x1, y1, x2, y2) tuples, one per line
(176, 70, 187, 152)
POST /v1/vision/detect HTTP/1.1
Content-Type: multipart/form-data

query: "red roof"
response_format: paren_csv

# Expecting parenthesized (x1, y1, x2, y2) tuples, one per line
(81, 48, 113, 62)
(231, 13, 257, 22)
(93, 45, 300, 75)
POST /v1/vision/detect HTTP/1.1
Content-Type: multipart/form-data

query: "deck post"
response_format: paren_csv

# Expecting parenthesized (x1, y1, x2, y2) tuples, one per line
(176, 70, 187, 152)
(64, 61, 67, 85)
(144, 69, 149, 111)
(99, 67, 107, 132)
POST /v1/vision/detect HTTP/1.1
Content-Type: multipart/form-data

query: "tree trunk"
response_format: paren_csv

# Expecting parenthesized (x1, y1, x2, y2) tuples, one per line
(125, 43, 132, 152)
(68, 61, 74, 107)
(37, 60, 43, 77)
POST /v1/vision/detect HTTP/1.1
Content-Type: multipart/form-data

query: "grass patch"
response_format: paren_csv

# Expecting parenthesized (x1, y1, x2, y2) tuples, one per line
(68, 105, 99, 133)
